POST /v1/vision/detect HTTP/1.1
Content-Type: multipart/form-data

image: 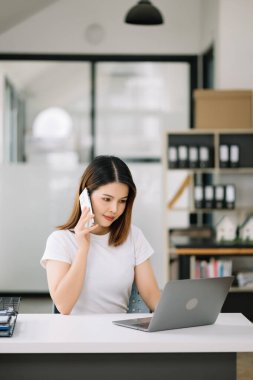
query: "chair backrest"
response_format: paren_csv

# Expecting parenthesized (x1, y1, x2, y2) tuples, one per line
(53, 304, 60, 314)
(53, 283, 149, 314)
(127, 283, 150, 313)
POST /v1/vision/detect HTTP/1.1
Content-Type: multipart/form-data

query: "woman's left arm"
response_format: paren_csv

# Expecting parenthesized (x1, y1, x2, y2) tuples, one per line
(134, 259, 161, 312)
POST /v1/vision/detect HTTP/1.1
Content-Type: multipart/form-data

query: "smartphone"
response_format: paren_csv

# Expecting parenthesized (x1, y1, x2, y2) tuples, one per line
(79, 188, 94, 228)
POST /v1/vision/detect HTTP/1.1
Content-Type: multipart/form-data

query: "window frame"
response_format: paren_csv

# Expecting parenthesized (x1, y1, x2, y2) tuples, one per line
(0, 53, 198, 162)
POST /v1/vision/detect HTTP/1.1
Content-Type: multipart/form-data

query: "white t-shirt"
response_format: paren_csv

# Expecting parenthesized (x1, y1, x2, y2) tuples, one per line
(40, 225, 153, 314)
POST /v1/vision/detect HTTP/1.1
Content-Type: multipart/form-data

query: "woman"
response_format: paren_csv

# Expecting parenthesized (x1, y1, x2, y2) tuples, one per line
(41, 155, 160, 314)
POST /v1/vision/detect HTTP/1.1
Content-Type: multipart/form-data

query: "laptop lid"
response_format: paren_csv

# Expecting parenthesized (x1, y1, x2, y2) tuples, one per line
(113, 276, 233, 332)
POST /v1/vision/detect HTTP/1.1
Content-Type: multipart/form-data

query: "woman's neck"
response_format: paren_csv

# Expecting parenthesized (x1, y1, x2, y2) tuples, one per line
(91, 225, 109, 235)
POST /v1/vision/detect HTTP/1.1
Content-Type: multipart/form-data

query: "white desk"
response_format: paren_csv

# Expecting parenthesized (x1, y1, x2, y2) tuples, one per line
(0, 313, 252, 380)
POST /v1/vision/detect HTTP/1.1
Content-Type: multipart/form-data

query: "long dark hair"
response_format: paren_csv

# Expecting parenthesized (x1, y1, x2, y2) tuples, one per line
(58, 156, 136, 246)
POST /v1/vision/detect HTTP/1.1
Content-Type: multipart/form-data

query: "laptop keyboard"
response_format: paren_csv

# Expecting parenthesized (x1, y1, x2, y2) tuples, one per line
(132, 317, 151, 329)
(133, 321, 150, 329)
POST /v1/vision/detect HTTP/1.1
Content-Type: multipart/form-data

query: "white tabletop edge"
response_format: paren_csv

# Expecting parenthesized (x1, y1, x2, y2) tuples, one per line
(0, 313, 252, 354)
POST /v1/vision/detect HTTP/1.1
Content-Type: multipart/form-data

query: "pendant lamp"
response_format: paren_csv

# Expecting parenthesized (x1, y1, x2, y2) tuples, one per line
(125, 0, 164, 25)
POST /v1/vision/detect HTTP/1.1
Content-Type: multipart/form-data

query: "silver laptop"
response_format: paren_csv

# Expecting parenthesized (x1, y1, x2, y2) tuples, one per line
(113, 276, 233, 332)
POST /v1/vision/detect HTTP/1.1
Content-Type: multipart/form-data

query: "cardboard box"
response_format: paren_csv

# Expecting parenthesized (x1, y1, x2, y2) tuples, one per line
(194, 90, 252, 129)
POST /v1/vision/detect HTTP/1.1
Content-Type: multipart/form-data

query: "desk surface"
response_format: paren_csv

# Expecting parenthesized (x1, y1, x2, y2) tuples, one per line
(0, 313, 252, 354)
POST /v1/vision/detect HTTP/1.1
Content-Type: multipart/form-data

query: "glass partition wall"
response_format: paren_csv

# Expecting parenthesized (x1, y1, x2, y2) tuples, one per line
(1, 59, 191, 164)
(0, 57, 196, 291)
(96, 62, 189, 160)
(1, 61, 91, 165)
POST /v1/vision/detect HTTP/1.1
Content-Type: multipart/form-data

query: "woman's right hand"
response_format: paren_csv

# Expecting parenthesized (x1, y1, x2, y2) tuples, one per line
(74, 207, 98, 250)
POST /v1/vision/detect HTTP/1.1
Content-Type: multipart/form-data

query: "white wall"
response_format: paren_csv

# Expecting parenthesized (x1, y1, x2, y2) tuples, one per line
(216, 0, 253, 88)
(0, 70, 4, 163)
(0, 0, 202, 54)
(199, 0, 218, 52)
(2, 0, 252, 89)
(0, 164, 81, 292)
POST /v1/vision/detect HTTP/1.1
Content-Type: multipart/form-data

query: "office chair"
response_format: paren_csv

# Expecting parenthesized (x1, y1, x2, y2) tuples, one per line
(127, 282, 150, 313)
(53, 283, 149, 314)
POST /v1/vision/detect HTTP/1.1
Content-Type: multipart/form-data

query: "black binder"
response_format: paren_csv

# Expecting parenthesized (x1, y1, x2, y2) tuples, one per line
(168, 146, 178, 168)
(215, 185, 225, 209)
(230, 145, 240, 168)
(178, 145, 188, 168)
(199, 146, 211, 168)
(189, 146, 199, 168)
(194, 185, 204, 209)
(225, 184, 236, 209)
(204, 185, 214, 209)
(219, 144, 229, 168)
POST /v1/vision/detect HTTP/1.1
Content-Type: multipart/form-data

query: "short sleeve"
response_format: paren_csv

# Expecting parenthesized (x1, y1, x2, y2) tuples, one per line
(40, 230, 72, 269)
(132, 226, 154, 266)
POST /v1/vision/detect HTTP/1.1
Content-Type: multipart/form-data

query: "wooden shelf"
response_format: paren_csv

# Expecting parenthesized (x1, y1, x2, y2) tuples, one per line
(168, 207, 253, 213)
(167, 168, 253, 174)
(175, 248, 253, 255)
(230, 286, 253, 293)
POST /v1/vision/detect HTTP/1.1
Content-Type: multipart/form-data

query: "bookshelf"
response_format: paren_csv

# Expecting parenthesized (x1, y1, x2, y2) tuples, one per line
(163, 129, 253, 284)
(162, 129, 253, 319)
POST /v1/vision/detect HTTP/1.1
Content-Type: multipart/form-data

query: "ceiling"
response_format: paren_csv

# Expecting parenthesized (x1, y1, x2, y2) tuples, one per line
(0, 0, 58, 34)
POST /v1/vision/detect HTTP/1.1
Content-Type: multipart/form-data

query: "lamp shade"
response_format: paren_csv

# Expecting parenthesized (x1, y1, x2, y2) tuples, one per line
(125, 0, 164, 25)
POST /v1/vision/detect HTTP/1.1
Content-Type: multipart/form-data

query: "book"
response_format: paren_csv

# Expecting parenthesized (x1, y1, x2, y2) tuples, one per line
(193, 258, 233, 279)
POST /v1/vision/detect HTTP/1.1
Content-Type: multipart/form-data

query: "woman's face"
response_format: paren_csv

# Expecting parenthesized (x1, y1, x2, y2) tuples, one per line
(91, 182, 129, 235)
